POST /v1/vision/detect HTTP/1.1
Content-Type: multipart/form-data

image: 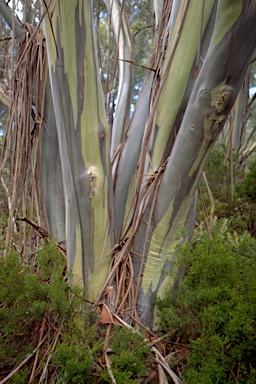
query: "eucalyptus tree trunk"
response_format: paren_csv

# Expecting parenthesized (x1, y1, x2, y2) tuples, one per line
(115, 0, 256, 326)
(40, 82, 66, 244)
(129, 1, 256, 326)
(1, 0, 256, 328)
(42, 1, 114, 300)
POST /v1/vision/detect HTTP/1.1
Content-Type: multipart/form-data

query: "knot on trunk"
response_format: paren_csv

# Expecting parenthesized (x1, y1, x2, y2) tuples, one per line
(211, 82, 233, 114)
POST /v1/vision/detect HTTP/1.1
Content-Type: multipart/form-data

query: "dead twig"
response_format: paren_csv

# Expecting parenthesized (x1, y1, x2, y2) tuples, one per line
(29, 317, 46, 383)
(104, 325, 117, 384)
(152, 346, 183, 384)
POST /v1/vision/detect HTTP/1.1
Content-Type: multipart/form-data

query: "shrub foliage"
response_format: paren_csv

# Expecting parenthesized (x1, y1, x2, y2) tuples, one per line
(158, 223, 256, 383)
(0, 244, 151, 383)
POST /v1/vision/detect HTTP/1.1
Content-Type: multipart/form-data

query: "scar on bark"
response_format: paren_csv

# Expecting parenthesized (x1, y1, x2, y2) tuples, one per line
(210, 84, 233, 136)
(215, 87, 230, 113)
(212, 114, 225, 135)
(212, 84, 233, 113)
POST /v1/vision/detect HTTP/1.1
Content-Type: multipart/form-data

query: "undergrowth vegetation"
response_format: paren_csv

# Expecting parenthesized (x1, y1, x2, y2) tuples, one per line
(158, 222, 256, 383)
(0, 244, 152, 383)
(199, 144, 256, 236)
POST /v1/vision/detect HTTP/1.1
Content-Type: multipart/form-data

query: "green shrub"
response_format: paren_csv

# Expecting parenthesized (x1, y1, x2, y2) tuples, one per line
(158, 223, 256, 383)
(0, 252, 48, 371)
(37, 243, 71, 319)
(199, 145, 256, 235)
(99, 326, 151, 383)
(53, 332, 95, 383)
(0, 244, 151, 383)
(0, 244, 77, 381)
(237, 160, 256, 202)
(110, 326, 150, 382)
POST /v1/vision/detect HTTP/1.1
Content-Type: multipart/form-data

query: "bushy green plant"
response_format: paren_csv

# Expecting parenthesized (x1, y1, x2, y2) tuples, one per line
(0, 244, 152, 383)
(201, 144, 235, 203)
(237, 160, 256, 202)
(0, 251, 48, 372)
(0, 243, 81, 381)
(53, 323, 101, 384)
(37, 243, 71, 318)
(199, 145, 256, 235)
(158, 223, 256, 383)
(100, 325, 151, 383)
(111, 326, 150, 382)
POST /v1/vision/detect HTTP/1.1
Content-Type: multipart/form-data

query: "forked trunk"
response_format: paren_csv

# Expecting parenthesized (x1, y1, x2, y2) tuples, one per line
(1, 0, 256, 328)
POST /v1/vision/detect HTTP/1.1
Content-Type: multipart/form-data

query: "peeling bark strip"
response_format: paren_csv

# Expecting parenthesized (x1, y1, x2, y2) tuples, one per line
(132, 0, 256, 327)
(42, 0, 114, 300)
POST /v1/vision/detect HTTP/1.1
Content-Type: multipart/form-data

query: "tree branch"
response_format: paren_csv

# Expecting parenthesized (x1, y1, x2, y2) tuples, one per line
(0, 0, 23, 40)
